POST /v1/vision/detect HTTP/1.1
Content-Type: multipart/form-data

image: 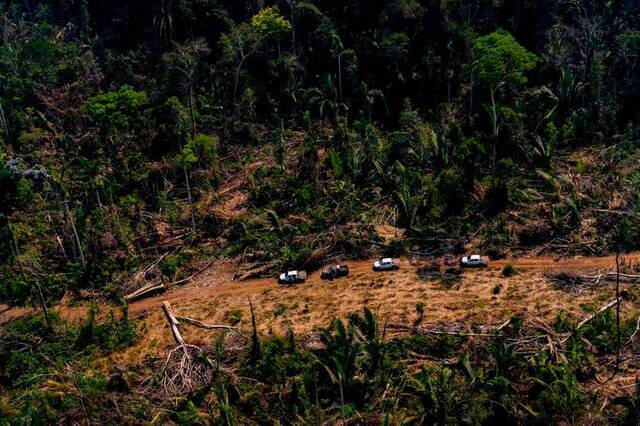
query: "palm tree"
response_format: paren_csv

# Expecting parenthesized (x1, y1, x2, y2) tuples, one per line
(317, 317, 364, 418)
(360, 82, 388, 121)
(410, 368, 455, 425)
(304, 74, 345, 123)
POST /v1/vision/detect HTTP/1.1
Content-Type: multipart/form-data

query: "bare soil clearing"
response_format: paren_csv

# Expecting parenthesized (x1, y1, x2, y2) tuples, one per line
(3, 253, 638, 366)
(110, 253, 639, 364)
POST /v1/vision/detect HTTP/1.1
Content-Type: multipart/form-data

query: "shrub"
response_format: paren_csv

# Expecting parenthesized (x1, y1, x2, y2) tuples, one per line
(224, 309, 243, 325)
(501, 263, 519, 277)
(273, 304, 287, 318)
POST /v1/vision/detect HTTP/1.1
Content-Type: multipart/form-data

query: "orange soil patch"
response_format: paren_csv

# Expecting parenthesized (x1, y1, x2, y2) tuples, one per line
(375, 224, 406, 242)
(113, 253, 640, 364)
(3, 253, 638, 368)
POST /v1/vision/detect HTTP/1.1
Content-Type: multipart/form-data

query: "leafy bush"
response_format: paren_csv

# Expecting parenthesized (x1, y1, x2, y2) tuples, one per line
(224, 309, 243, 325)
(501, 263, 519, 277)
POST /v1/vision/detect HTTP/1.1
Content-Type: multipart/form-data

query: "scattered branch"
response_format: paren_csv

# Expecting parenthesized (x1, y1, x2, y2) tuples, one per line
(175, 315, 247, 339)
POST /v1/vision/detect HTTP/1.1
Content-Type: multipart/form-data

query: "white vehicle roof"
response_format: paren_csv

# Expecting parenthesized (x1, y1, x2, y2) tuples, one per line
(288, 270, 298, 275)
(381, 258, 393, 263)
(470, 255, 481, 260)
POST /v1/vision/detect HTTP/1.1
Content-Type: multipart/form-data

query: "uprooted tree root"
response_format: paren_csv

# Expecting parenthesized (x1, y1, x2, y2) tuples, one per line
(153, 344, 218, 402)
(148, 301, 247, 403)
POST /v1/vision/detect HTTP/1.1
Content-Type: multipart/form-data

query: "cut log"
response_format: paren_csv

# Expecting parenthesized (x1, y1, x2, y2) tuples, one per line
(576, 297, 622, 330)
(234, 261, 277, 281)
(126, 283, 166, 302)
(162, 301, 185, 346)
(579, 272, 640, 281)
(126, 260, 214, 302)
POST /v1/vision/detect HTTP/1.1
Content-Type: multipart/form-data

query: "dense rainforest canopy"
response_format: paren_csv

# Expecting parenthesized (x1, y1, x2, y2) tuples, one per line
(2, 1, 640, 424)
(1, 0, 640, 306)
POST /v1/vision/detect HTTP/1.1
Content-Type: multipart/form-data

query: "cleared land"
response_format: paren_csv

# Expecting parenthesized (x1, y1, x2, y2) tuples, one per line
(118, 253, 638, 363)
(2, 253, 638, 366)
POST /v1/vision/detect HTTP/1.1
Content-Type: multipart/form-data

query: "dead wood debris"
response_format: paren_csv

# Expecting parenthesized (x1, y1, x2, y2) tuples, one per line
(545, 269, 640, 293)
(149, 301, 244, 402)
(126, 259, 215, 302)
(154, 343, 217, 402)
(544, 271, 602, 293)
(389, 296, 625, 362)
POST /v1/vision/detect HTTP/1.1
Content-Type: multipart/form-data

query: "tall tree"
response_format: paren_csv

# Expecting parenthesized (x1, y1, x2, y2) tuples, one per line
(472, 29, 537, 174)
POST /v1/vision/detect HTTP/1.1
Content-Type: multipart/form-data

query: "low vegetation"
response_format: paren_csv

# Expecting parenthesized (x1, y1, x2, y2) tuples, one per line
(2, 305, 640, 424)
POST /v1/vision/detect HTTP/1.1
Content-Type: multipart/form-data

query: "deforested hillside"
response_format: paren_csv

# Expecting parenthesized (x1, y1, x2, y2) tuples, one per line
(2, 0, 640, 423)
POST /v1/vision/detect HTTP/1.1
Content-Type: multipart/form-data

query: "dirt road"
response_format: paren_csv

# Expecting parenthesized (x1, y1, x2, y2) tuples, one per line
(129, 253, 629, 318)
(3, 253, 638, 364)
(109, 253, 638, 362)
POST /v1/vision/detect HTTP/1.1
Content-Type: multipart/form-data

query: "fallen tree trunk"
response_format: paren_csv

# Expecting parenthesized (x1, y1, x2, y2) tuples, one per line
(126, 283, 166, 302)
(234, 261, 277, 281)
(153, 301, 243, 401)
(576, 297, 622, 330)
(172, 260, 215, 286)
(386, 322, 502, 338)
(162, 301, 185, 346)
(553, 296, 624, 347)
(126, 260, 215, 302)
(580, 272, 640, 281)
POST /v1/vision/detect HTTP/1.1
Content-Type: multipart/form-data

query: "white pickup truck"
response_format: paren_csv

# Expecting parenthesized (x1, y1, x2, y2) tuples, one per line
(459, 254, 488, 268)
(373, 258, 400, 271)
(277, 270, 307, 284)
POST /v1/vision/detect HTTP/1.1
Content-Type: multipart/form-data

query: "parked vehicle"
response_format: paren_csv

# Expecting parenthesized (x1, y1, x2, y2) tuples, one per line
(373, 258, 400, 271)
(278, 270, 307, 284)
(321, 264, 350, 280)
(459, 254, 488, 268)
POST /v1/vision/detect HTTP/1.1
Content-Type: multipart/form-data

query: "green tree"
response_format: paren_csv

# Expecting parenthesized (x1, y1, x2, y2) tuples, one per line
(176, 134, 220, 232)
(220, 23, 260, 107)
(84, 85, 149, 138)
(472, 30, 537, 174)
(251, 6, 292, 58)
(162, 39, 211, 138)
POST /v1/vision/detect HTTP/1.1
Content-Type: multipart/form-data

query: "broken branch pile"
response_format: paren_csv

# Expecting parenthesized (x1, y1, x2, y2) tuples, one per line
(544, 271, 600, 293)
(545, 269, 640, 293)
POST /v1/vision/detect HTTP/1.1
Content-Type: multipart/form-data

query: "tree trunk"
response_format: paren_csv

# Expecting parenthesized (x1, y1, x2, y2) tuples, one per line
(64, 200, 86, 269)
(0, 99, 9, 145)
(33, 281, 52, 330)
(233, 57, 245, 108)
(188, 84, 196, 139)
(162, 301, 186, 346)
(469, 50, 474, 116)
(490, 86, 498, 177)
(288, 0, 296, 51)
(616, 252, 621, 371)
(337, 53, 342, 101)
(184, 168, 196, 232)
(7, 219, 52, 329)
